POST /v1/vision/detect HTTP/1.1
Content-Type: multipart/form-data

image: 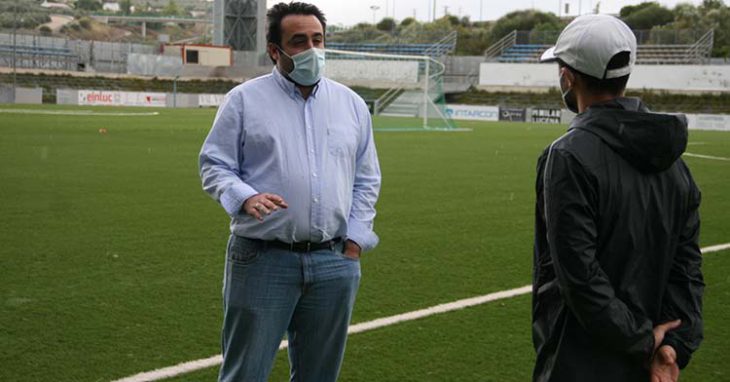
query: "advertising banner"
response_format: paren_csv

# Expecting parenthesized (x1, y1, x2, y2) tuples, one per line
(531, 108, 562, 124)
(686, 113, 730, 131)
(499, 107, 526, 122)
(78, 90, 167, 107)
(199, 94, 226, 107)
(445, 104, 499, 121)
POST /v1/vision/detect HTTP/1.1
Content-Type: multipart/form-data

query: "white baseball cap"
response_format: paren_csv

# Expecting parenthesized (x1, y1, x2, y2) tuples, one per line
(540, 14, 637, 80)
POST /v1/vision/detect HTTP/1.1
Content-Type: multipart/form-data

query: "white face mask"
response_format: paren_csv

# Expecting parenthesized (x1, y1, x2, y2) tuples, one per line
(560, 71, 579, 114)
(278, 47, 326, 86)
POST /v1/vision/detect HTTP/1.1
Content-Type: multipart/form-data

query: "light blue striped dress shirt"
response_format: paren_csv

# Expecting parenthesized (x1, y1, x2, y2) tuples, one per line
(199, 68, 381, 251)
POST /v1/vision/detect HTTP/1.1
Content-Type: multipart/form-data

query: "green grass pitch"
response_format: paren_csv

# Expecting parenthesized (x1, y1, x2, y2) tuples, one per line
(0, 105, 728, 381)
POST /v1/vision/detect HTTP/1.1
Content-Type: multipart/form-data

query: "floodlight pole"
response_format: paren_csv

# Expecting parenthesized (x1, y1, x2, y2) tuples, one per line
(558, 0, 562, 18)
(369, 5, 380, 24)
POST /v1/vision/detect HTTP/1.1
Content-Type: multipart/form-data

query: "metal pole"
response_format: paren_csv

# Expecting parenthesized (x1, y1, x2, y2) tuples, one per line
(12, 0, 18, 97)
(558, 0, 562, 18)
(173, 75, 179, 108)
(423, 59, 429, 129)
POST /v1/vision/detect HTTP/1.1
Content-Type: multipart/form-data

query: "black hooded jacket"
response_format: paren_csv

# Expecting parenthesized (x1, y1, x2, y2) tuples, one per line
(532, 98, 704, 382)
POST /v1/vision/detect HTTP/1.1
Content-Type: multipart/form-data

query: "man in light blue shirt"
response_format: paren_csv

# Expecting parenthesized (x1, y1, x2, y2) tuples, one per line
(198, 2, 381, 381)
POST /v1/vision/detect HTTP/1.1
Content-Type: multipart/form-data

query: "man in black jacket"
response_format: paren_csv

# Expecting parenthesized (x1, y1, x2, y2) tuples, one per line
(533, 14, 704, 382)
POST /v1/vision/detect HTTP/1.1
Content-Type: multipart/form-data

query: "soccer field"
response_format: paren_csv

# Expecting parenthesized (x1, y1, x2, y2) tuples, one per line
(1, 105, 728, 381)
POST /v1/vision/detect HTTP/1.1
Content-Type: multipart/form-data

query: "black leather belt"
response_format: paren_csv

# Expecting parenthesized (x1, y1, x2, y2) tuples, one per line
(267, 237, 342, 253)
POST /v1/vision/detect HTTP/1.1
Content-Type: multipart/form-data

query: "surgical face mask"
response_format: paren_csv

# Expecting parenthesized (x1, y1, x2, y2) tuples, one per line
(560, 71, 579, 114)
(277, 46, 325, 86)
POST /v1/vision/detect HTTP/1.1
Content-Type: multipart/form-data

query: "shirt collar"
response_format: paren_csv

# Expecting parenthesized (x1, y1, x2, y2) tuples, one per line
(271, 66, 321, 100)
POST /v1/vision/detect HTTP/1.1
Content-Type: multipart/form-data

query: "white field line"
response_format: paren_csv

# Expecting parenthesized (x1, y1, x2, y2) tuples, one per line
(112, 243, 730, 382)
(684, 152, 730, 161)
(0, 109, 159, 116)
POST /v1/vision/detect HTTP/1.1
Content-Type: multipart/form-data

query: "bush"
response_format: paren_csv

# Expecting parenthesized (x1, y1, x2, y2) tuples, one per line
(78, 17, 92, 29)
(39, 25, 52, 36)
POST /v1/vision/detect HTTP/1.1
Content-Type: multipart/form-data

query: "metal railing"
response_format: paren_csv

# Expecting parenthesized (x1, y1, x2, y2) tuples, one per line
(484, 28, 715, 65)
(423, 30, 458, 57)
(373, 86, 403, 115)
(686, 29, 714, 64)
(484, 30, 516, 59)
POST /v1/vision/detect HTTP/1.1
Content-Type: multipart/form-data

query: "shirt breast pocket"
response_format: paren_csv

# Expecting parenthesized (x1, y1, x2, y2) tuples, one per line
(327, 126, 358, 158)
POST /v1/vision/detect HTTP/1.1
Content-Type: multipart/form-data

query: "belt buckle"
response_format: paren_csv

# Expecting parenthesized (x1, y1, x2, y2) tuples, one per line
(306, 242, 311, 252)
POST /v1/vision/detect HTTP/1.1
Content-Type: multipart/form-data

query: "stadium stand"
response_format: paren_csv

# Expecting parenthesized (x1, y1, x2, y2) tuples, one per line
(326, 31, 458, 57)
(486, 29, 715, 65)
(0, 44, 78, 70)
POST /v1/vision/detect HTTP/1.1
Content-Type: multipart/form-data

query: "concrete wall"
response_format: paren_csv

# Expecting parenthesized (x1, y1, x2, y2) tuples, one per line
(326, 60, 420, 85)
(15, 88, 42, 104)
(166, 93, 198, 108)
(479, 63, 730, 93)
(127, 53, 183, 77)
(0, 86, 42, 104)
(56, 89, 79, 105)
(686, 113, 730, 131)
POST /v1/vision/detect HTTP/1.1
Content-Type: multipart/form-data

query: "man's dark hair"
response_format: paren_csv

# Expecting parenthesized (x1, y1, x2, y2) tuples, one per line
(559, 52, 631, 95)
(266, 2, 327, 47)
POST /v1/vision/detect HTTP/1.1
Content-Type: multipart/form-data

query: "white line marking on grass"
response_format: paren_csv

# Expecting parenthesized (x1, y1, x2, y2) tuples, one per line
(684, 152, 730, 161)
(687, 142, 706, 146)
(0, 109, 159, 116)
(112, 243, 730, 382)
(702, 243, 730, 253)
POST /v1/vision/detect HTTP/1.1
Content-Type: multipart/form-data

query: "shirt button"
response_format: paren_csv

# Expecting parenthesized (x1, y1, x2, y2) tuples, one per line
(312, 173, 317, 177)
(313, 198, 319, 203)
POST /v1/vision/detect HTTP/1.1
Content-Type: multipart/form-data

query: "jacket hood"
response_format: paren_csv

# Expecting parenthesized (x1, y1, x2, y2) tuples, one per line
(570, 97, 688, 173)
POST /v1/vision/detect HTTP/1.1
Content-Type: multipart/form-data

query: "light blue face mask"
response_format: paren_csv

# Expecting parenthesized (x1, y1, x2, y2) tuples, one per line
(278, 47, 326, 86)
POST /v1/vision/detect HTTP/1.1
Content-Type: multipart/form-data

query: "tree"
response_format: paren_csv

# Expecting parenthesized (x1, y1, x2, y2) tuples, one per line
(672, 2, 701, 29)
(119, 0, 132, 15)
(489, 10, 563, 45)
(620, 2, 674, 30)
(444, 14, 460, 26)
(620, 2, 657, 18)
(162, 0, 180, 16)
(376, 17, 395, 32)
(75, 0, 101, 11)
(400, 17, 416, 27)
(699, 0, 730, 57)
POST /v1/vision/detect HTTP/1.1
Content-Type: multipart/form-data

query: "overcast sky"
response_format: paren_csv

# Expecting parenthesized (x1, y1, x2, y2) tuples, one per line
(265, 0, 706, 26)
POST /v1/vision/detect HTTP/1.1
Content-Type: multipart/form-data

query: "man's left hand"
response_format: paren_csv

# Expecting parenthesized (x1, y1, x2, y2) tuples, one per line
(343, 240, 361, 260)
(650, 345, 679, 382)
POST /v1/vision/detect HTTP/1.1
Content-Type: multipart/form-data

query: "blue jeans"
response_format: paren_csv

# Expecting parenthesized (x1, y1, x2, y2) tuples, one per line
(219, 235, 361, 382)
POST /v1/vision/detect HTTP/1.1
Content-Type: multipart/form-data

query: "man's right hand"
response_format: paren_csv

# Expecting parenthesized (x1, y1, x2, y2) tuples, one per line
(650, 345, 679, 382)
(653, 319, 681, 353)
(243, 193, 288, 221)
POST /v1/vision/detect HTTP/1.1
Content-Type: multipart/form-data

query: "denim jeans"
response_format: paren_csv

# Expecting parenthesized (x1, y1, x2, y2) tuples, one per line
(219, 235, 361, 382)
